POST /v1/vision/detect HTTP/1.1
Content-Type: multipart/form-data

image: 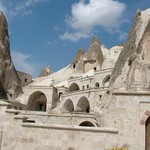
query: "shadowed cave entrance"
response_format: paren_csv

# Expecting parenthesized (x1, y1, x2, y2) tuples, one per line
(28, 91, 47, 112)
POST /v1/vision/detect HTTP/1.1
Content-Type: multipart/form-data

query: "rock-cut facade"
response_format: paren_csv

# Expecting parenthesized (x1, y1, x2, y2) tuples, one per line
(0, 8, 150, 150)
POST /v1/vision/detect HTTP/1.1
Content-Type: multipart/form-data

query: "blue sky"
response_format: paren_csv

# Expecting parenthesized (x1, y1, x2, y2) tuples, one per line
(0, 0, 150, 77)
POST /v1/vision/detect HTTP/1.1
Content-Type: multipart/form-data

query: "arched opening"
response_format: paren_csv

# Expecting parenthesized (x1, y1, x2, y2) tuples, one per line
(146, 116, 150, 150)
(63, 99, 74, 113)
(76, 96, 90, 113)
(28, 91, 47, 112)
(79, 121, 94, 127)
(102, 75, 110, 87)
(95, 82, 100, 87)
(68, 83, 80, 92)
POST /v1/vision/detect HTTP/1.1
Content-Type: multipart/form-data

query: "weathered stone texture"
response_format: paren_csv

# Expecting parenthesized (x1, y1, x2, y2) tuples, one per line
(39, 66, 53, 77)
(110, 10, 150, 90)
(0, 130, 2, 150)
(0, 12, 22, 99)
(1, 8, 150, 150)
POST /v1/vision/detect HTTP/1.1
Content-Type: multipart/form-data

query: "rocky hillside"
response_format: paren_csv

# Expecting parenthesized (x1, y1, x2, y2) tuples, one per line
(110, 8, 150, 91)
(0, 12, 22, 99)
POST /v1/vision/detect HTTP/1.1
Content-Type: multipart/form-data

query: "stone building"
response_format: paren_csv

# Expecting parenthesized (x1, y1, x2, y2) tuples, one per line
(0, 8, 150, 150)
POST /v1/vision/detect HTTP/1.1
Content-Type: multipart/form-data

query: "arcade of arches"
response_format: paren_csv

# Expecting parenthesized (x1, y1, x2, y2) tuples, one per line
(63, 97, 90, 113)
(28, 91, 47, 112)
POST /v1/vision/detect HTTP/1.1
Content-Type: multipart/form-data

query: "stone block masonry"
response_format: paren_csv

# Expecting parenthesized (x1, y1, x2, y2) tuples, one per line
(0, 130, 2, 150)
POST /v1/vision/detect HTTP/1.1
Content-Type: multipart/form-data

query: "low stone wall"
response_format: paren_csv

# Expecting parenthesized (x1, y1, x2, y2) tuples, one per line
(2, 122, 118, 150)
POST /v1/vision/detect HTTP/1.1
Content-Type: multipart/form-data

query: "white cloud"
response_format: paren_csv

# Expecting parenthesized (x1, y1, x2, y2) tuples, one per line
(59, 31, 89, 42)
(118, 31, 128, 41)
(9, 0, 49, 16)
(60, 0, 126, 41)
(11, 51, 35, 76)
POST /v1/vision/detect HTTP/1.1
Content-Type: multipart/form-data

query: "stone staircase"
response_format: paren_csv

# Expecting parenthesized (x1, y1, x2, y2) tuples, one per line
(0, 130, 2, 150)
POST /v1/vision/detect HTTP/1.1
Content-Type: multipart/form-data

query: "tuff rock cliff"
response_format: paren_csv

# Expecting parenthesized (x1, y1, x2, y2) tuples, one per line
(0, 12, 22, 99)
(39, 66, 53, 77)
(110, 8, 150, 91)
(72, 36, 104, 73)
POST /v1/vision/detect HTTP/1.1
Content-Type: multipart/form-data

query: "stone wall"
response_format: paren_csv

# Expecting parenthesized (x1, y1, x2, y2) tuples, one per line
(0, 130, 2, 150)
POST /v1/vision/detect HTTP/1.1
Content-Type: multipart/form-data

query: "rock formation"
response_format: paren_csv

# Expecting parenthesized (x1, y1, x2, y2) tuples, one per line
(72, 36, 104, 73)
(110, 9, 150, 91)
(86, 36, 103, 65)
(72, 48, 85, 73)
(39, 66, 53, 77)
(0, 12, 22, 99)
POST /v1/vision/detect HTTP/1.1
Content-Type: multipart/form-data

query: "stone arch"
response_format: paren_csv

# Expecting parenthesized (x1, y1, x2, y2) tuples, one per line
(140, 110, 150, 150)
(76, 96, 90, 113)
(102, 75, 110, 87)
(146, 116, 150, 150)
(95, 82, 100, 87)
(140, 110, 150, 125)
(28, 91, 47, 111)
(63, 99, 74, 113)
(79, 121, 95, 127)
(68, 83, 80, 92)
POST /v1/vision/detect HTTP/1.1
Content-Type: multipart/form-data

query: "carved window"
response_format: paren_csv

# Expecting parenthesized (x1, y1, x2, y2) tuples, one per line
(73, 63, 76, 69)
(25, 78, 27, 82)
(95, 82, 100, 87)
(58, 92, 63, 99)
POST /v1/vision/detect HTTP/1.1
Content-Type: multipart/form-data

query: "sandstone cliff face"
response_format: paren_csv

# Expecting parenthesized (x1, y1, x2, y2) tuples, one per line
(110, 9, 150, 91)
(0, 12, 22, 99)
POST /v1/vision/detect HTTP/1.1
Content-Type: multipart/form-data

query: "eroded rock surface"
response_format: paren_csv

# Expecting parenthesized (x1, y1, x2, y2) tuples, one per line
(39, 66, 53, 77)
(110, 9, 150, 90)
(0, 12, 22, 99)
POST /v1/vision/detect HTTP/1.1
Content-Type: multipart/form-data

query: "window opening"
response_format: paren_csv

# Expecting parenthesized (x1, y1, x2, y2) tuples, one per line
(25, 78, 27, 82)
(73, 63, 76, 69)
(58, 92, 63, 99)
(94, 67, 97, 71)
